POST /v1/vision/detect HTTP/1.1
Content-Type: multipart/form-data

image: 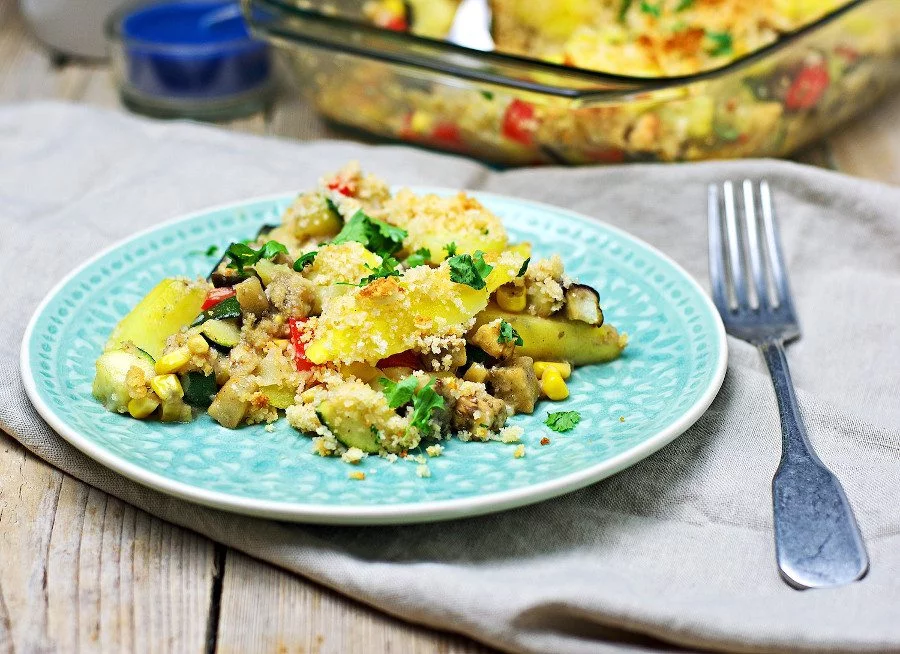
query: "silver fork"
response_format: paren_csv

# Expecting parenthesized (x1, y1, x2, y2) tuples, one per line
(708, 180, 869, 589)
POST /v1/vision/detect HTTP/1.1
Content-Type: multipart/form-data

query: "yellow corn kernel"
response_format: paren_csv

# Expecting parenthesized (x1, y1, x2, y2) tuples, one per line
(187, 334, 209, 354)
(150, 374, 183, 402)
(155, 348, 191, 374)
(300, 388, 318, 403)
(409, 110, 433, 134)
(463, 363, 489, 384)
(540, 369, 569, 401)
(127, 396, 159, 419)
(496, 284, 527, 312)
(533, 361, 572, 380)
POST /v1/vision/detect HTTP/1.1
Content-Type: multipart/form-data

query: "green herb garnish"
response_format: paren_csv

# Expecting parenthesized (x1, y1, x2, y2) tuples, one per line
(444, 241, 458, 257)
(224, 240, 288, 273)
(676, 0, 694, 11)
(405, 248, 431, 268)
(409, 379, 445, 437)
(379, 376, 419, 409)
(639, 0, 661, 17)
(293, 251, 318, 271)
(189, 244, 219, 257)
(618, 0, 633, 23)
(448, 251, 493, 290)
(358, 257, 401, 285)
(331, 209, 407, 259)
(516, 257, 530, 277)
(706, 30, 733, 57)
(480, 90, 495, 101)
(497, 320, 523, 346)
(545, 411, 581, 433)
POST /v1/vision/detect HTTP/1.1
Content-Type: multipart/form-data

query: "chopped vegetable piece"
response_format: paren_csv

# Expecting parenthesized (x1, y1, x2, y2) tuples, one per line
(448, 251, 494, 290)
(379, 376, 418, 409)
(201, 287, 236, 311)
(93, 347, 156, 413)
(545, 411, 580, 432)
(501, 99, 537, 146)
(182, 372, 217, 408)
(224, 240, 288, 273)
(497, 320, 524, 346)
(289, 317, 314, 371)
(293, 251, 318, 271)
(192, 296, 242, 327)
(201, 319, 241, 349)
(785, 63, 830, 111)
(378, 350, 421, 369)
(317, 399, 381, 453)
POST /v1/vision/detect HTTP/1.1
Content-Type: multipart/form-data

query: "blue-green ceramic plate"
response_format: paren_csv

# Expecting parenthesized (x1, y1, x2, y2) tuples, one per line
(21, 190, 726, 524)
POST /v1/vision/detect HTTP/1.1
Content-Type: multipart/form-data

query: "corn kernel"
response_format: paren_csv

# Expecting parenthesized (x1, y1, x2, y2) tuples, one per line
(409, 110, 433, 134)
(127, 396, 159, 419)
(540, 369, 569, 401)
(155, 348, 191, 374)
(150, 374, 183, 402)
(300, 388, 318, 403)
(187, 334, 209, 354)
(533, 361, 572, 380)
(495, 284, 527, 312)
(463, 363, 489, 384)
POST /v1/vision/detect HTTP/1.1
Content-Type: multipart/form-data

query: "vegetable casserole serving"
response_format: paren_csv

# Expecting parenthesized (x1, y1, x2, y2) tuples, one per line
(92, 163, 627, 462)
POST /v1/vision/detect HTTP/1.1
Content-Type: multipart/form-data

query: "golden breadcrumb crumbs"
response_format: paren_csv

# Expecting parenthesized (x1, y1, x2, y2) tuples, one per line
(416, 464, 431, 478)
(499, 425, 524, 443)
(425, 444, 444, 457)
(513, 444, 526, 458)
(349, 471, 366, 480)
(341, 447, 367, 464)
(619, 416, 626, 422)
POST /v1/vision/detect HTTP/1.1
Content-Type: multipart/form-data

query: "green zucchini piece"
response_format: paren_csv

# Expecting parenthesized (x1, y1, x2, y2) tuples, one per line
(317, 400, 381, 453)
(181, 372, 218, 408)
(200, 319, 241, 348)
(191, 296, 242, 327)
(93, 346, 155, 413)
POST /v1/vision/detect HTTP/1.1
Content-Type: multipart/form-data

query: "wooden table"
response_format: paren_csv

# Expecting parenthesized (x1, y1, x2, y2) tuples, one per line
(2, 1, 898, 651)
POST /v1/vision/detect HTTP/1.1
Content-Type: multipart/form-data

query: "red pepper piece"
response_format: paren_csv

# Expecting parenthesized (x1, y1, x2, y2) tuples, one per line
(785, 63, 830, 111)
(378, 350, 421, 369)
(501, 99, 538, 146)
(327, 179, 357, 196)
(289, 317, 314, 372)
(382, 15, 407, 31)
(431, 122, 462, 147)
(201, 287, 235, 310)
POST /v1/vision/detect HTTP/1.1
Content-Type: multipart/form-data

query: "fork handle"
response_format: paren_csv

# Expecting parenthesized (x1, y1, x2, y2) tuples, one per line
(760, 341, 869, 589)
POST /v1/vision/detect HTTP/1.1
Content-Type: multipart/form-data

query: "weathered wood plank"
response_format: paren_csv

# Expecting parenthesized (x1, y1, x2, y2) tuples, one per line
(0, 433, 216, 653)
(216, 550, 495, 654)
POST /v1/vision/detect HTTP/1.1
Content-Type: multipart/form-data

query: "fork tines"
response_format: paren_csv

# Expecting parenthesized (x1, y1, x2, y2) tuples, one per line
(707, 179, 795, 319)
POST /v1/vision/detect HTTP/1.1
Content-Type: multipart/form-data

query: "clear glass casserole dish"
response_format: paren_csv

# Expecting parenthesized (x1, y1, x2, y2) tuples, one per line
(244, 0, 900, 165)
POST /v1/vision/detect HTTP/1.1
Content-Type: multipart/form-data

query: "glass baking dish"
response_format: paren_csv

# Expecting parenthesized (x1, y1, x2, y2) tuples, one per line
(244, 0, 900, 165)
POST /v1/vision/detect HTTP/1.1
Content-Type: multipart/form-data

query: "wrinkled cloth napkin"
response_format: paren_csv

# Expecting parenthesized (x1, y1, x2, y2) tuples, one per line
(2, 102, 900, 654)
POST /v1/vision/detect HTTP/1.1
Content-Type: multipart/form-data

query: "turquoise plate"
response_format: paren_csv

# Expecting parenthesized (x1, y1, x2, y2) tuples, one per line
(21, 190, 726, 524)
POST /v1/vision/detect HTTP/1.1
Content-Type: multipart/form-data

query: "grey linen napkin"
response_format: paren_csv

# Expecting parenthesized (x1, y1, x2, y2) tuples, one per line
(2, 102, 899, 654)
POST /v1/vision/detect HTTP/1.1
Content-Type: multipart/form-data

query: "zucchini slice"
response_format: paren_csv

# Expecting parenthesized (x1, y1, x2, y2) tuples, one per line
(181, 372, 218, 408)
(92, 347, 156, 413)
(192, 296, 242, 327)
(201, 319, 241, 349)
(317, 400, 381, 453)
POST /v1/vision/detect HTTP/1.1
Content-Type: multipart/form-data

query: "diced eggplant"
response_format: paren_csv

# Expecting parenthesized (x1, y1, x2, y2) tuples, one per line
(564, 284, 604, 326)
(489, 356, 540, 414)
(234, 276, 270, 314)
(200, 319, 241, 349)
(208, 378, 251, 429)
(468, 320, 515, 360)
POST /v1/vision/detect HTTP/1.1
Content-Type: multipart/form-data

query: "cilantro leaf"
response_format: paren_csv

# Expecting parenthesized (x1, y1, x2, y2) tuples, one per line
(405, 248, 431, 268)
(516, 257, 530, 277)
(448, 250, 493, 290)
(706, 30, 733, 57)
(358, 257, 401, 285)
(676, 0, 693, 10)
(444, 242, 458, 257)
(189, 244, 219, 257)
(293, 250, 318, 271)
(409, 379, 445, 437)
(639, 0, 661, 17)
(545, 411, 581, 433)
(618, 0, 633, 23)
(379, 376, 418, 409)
(498, 320, 524, 346)
(225, 240, 288, 272)
(330, 209, 407, 259)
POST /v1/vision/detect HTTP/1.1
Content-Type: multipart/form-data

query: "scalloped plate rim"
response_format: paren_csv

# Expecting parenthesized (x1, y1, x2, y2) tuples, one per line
(21, 189, 727, 525)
